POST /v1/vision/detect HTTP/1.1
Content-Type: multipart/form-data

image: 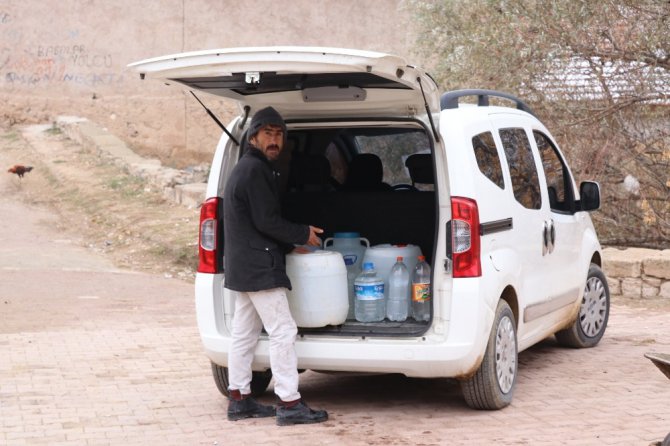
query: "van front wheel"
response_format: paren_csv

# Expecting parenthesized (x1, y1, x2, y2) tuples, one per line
(555, 263, 610, 348)
(211, 362, 273, 398)
(461, 300, 517, 410)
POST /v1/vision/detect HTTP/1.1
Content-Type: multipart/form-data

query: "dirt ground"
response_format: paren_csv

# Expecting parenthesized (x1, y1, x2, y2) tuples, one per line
(1, 124, 200, 282)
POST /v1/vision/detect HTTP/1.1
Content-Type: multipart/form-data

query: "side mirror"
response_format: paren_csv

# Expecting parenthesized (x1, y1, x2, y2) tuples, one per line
(579, 181, 600, 212)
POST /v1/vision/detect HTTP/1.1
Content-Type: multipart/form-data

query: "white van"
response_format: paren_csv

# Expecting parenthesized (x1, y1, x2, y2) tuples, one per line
(130, 47, 610, 409)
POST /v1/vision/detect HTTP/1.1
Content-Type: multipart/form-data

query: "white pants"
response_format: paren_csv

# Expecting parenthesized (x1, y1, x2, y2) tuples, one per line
(227, 287, 301, 402)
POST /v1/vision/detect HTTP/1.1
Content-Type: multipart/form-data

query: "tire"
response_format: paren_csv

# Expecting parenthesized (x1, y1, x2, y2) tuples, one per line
(461, 300, 517, 410)
(555, 263, 610, 348)
(210, 362, 273, 398)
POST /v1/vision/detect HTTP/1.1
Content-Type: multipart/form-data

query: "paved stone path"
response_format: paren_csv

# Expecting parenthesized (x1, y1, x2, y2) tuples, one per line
(1, 152, 669, 445)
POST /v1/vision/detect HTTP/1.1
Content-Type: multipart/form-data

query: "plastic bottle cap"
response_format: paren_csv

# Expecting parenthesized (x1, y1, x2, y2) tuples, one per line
(396, 256, 403, 261)
(363, 262, 374, 269)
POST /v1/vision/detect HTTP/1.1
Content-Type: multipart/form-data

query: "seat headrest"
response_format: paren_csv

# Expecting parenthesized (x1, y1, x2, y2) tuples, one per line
(288, 153, 332, 191)
(405, 153, 434, 185)
(345, 153, 384, 189)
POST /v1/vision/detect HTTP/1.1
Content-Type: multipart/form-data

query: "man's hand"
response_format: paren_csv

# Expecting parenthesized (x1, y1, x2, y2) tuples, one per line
(306, 225, 324, 247)
(292, 246, 312, 254)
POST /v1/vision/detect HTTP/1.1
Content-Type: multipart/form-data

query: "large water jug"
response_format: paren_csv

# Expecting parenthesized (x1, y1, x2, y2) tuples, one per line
(354, 262, 385, 322)
(324, 232, 370, 319)
(285, 250, 349, 327)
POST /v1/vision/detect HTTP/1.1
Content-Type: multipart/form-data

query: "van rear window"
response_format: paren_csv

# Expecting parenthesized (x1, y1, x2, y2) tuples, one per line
(472, 132, 504, 189)
(499, 128, 542, 210)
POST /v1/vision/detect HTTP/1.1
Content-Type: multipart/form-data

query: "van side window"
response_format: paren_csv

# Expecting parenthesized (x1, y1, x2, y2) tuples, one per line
(472, 132, 504, 189)
(499, 128, 542, 210)
(533, 131, 574, 213)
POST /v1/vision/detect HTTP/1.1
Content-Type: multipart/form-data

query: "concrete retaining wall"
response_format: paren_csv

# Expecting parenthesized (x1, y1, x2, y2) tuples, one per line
(603, 247, 670, 299)
(57, 116, 208, 209)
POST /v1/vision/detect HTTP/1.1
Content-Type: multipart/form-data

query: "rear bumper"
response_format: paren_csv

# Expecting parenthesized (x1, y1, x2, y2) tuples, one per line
(202, 333, 485, 378)
(195, 273, 493, 379)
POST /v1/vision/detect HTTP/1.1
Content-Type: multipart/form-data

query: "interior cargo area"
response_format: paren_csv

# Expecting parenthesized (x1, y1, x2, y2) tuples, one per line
(272, 120, 437, 336)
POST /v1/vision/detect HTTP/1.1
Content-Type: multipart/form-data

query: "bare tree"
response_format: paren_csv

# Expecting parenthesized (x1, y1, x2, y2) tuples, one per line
(408, 0, 669, 248)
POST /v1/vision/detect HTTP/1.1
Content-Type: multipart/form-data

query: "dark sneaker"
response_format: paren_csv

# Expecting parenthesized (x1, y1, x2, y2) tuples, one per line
(227, 397, 276, 421)
(276, 400, 328, 426)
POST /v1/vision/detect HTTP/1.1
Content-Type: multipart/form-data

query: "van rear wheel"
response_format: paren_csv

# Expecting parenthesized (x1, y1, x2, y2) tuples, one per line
(555, 263, 610, 348)
(461, 300, 517, 410)
(211, 362, 273, 398)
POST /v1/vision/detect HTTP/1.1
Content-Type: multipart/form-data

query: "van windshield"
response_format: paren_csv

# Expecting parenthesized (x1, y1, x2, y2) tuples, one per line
(354, 130, 432, 191)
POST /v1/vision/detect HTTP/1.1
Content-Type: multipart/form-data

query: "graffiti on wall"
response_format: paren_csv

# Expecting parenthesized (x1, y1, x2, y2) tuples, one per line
(4, 45, 124, 87)
(1, 11, 124, 88)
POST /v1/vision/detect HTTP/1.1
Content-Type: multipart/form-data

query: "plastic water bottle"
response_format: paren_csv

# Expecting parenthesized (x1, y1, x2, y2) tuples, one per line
(354, 262, 385, 322)
(387, 256, 409, 321)
(412, 255, 431, 321)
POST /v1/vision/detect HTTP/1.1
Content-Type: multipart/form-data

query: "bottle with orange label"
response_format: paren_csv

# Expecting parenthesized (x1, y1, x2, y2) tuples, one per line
(412, 255, 431, 321)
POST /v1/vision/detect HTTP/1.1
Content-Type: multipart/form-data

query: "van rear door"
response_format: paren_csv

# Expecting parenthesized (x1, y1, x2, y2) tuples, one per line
(128, 46, 440, 120)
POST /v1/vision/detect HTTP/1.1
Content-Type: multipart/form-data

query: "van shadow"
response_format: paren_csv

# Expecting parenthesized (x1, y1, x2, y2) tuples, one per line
(278, 371, 465, 411)
(278, 337, 572, 412)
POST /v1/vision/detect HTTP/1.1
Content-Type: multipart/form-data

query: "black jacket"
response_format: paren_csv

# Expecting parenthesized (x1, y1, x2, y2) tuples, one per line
(223, 148, 309, 291)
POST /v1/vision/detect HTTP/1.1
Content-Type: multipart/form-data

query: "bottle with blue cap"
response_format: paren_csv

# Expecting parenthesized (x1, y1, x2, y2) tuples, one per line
(354, 262, 385, 322)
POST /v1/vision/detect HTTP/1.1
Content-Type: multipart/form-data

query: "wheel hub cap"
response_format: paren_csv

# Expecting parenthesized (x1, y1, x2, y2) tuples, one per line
(496, 315, 516, 394)
(580, 277, 607, 337)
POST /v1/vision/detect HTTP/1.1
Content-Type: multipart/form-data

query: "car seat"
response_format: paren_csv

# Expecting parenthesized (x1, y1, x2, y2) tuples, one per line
(287, 153, 333, 192)
(405, 153, 434, 186)
(342, 153, 391, 191)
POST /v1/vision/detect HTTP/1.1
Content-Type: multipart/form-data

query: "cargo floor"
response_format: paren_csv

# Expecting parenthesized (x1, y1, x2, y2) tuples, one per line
(297, 318, 429, 337)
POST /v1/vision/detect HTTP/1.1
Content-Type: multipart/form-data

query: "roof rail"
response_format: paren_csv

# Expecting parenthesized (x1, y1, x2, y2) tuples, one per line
(440, 89, 537, 117)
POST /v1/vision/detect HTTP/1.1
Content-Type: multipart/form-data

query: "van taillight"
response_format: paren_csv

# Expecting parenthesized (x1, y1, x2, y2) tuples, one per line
(451, 197, 481, 278)
(198, 197, 220, 273)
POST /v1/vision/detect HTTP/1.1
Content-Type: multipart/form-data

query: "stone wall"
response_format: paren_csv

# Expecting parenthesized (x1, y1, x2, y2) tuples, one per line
(603, 247, 670, 299)
(0, 0, 416, 167)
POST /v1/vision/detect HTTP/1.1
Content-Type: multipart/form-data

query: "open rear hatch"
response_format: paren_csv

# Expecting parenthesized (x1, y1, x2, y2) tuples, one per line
(128, 46, 439, 120)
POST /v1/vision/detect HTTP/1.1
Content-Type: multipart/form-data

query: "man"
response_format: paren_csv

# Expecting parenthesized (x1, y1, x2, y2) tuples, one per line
(223, 106, 328, 426)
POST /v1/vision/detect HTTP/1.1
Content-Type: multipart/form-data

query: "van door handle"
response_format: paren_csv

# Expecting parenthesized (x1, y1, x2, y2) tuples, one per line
(543, 219, 555, 255)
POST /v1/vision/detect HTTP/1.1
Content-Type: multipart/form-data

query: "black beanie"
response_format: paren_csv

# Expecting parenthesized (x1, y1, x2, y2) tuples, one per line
(247, 106, 287, 142)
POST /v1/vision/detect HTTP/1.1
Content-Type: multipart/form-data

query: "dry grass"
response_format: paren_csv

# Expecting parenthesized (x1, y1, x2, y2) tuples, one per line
(1, 125, 200, 281)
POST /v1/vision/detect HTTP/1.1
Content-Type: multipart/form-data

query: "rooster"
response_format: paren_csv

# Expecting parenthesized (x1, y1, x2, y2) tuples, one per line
(7, 165, 33, 179)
